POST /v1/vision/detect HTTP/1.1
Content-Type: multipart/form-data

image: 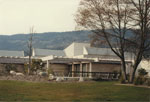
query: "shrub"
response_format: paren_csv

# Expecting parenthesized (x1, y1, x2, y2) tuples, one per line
(134, 76, 144, 85)
(134, 77, 150, 86)
(134, 68, 149, 85)
(24, 59, 45, 74)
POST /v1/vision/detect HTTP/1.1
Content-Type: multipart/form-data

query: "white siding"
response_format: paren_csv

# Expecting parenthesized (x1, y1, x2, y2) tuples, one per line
(64, 42, 90, 57)
(83, 47, 88, 55)
(74, 43, 90, 56)
(32, 49, 35, 57)
(64, 43, 75, 57)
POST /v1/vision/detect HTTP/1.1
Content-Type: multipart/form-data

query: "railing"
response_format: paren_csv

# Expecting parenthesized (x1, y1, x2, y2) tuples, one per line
(68, 71, 120, 80)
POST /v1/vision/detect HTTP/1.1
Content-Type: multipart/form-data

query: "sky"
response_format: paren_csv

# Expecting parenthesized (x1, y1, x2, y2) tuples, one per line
(0, 0, 80, 35)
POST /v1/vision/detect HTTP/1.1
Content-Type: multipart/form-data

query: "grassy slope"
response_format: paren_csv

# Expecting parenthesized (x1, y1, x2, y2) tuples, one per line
(0, 80, 149, 102)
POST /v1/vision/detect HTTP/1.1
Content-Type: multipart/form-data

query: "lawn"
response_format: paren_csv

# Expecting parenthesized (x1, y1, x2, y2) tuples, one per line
(0, 80, 149, 102)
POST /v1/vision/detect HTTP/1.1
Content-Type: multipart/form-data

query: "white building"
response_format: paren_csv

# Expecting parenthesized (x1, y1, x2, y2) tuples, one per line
(32, 42, 150, 77)
(31, 42, 135, 78)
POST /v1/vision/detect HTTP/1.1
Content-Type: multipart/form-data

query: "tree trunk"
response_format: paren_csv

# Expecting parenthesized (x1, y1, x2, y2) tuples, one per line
(27, 67, 30, 75)
(130, 62, 140, 83)
(130, 69, 136, 83)
(28, 56, 31, 75)
(130, 59, 141, 83)
(121, 60, 128, 81)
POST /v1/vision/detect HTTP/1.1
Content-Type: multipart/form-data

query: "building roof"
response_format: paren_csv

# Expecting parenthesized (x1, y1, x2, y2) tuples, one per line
(84, 47, 116, 56)
(46, 58, 94, 64)
(33, 42, 132, 60)
(33, 48, 66, 57)
(84, 47, 132, 59)
(64, 42, 90, 57)
(0, 57, 28, 64)
(0, 50, 24, 57)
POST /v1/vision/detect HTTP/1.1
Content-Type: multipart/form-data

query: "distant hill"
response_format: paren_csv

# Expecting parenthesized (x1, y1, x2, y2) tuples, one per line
(0, 31, 91, 53)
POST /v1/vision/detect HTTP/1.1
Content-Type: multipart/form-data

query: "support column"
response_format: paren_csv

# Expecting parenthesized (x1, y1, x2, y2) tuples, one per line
(89, 62, 92, 78)
(80, 63, 83, 77)
(86, 63, 88, 77)
(46, 60, 49, 73)
(72, 63, 75, 77)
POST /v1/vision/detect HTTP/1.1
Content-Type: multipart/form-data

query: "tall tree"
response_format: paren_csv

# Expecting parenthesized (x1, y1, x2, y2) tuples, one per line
(126, 0, 150, 82)
(75, 0, 150, 83)
(76, 0, 132, 81)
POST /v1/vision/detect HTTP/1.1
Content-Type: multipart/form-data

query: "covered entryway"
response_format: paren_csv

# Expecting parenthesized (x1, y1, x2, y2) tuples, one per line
(45, 58, 93, 78)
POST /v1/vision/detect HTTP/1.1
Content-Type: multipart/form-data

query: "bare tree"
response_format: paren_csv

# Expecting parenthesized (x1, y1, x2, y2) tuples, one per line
(75, 0, 150, 83)
(27, 26, 35, 75)
(76, 0, 132, 81)
(126, 0, 150, 82)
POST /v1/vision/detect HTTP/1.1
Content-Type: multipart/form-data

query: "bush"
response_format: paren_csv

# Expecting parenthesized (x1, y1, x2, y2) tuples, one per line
(24, 59, 45, 74)
(134, 76, 143, 85)
(134, 68, 149, 85)
(134, 76, 148, 85)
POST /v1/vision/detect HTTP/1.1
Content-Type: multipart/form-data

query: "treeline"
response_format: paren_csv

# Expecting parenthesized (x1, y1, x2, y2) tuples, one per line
(0, 30, 91, 51)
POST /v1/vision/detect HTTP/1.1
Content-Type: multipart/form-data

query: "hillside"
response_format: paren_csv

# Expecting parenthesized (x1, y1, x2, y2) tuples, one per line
(0, 31, 91, 52)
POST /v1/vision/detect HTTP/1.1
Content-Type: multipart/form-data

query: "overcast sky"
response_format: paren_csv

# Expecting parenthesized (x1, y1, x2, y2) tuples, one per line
(0, 0, 80, 35)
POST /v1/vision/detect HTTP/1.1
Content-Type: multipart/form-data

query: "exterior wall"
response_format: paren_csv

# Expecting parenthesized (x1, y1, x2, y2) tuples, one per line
(74, 43, 90, 56)
(0, 64, 25, 75)
(15, 64, 25, 72)
(72, 55, 84, 58)
(49, 63, 69, 76)
(0, 64, 6, 75)
(64, 43, 90, 57)
(138, 60, 150, 76)
(32, 48, 35, 57)
(92, 63, 121, 73)
(64, 43, 74, 57)
(83, 47, 88, 55)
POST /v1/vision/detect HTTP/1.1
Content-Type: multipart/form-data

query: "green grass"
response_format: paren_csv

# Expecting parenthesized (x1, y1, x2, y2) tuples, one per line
(0, 80, 149, 102)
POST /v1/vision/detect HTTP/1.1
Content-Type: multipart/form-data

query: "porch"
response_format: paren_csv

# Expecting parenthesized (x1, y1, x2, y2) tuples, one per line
(45, 58, 121, 80)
